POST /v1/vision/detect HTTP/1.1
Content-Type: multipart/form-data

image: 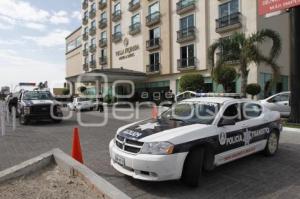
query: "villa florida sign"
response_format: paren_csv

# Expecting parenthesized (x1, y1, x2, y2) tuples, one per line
(258, 0, 300, 15)
(115, 38, 140, 60)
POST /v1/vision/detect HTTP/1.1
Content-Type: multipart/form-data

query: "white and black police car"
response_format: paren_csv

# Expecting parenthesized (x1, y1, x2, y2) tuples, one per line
(109, 95, 282, 187)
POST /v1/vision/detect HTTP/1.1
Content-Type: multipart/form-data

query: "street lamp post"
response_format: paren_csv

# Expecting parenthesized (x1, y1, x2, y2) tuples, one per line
(289, 6, 300, 123)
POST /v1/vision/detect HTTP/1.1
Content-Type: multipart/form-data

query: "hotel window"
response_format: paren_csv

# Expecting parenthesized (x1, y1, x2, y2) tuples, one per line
(91, 3, 96, 11)
(91, 38, 96, 46)
(114, 2, 121, 12)
(91, 20, 96, 28)
(84, 11, 88, 18)
(180, 44, 195, 67)
(101, 0, 107, 3)
(149, 52, 160, 71)
(90, 54, 95, 62)
(114, 24, 121, 33)
(180, 14, 194, 30)
(84, 27, 89, 33)
(149, 2, 159, 14)
(84, 43, 88, 50)
(100, 48, 107, 58)
(84, 57, 88, 64)
(101, 31, 107, 39)
(101, 12, 107, 20)
(131, 13, 140, 25)
(219, 0, 239, 17)
(150, 27, 160, 40)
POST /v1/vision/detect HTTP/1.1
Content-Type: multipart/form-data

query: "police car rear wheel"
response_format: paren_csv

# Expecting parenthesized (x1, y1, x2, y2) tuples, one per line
(264, 131, 279, 156)
(181, 147, 204, 187)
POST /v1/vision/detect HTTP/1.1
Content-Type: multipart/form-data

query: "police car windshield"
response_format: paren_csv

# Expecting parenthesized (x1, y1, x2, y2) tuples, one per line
(23, 91, 53, 100)
(161, 102, 220, 124)
(77, 98, 90, 102)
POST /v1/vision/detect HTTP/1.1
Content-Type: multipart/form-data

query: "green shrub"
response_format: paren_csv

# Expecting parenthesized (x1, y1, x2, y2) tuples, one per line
(213, 66, 237, 93)
(246, 83, 261, 99)
(179, 74, 204, 92)
(62, 88, 70, 95)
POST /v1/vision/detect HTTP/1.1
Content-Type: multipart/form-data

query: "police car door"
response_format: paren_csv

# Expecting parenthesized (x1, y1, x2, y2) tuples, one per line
(215, 103, 247, 166)
(238, 102, 269, 151)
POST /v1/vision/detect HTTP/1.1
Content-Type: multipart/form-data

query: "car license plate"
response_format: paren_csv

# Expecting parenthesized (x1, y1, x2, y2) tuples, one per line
(115, 154, 125, 166)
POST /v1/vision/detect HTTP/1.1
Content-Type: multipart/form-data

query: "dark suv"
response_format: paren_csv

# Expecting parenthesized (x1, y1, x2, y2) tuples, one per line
(17, 90, 63, 125)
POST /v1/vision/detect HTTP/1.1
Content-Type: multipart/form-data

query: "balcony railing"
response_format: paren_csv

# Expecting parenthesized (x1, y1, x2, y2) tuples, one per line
(89, 27, 96, 36)
(146, 38, 160, 51)
(82, 32, 89, 41)
(89, 44, 96, 53)
(82, 0, 88, 10)
(112, 32, 122, 43)
(216, 52, 240, 65)
(177, 57, 197, 70)
(216, 12, 242, 33)
(112, 10, 122, 22)
(128, 0, 141, 12)
(129, 22, 141, 35)
(99, 56, 107, 65)
(82, 49, 88, 56)
(82, 16, 88, 25)
(89, 9, 96, 19)
(146, 11, 161, 27)
(99, 18, 107, 29)
(99, 38, 107, 48)
(98, 1, 107, 10)
(83, 63, 89, 71)
(146, 64, 160, 74)
(176, 0, 196, 15)
(177, 26, 196, 43)
(89, 60, 96, 69)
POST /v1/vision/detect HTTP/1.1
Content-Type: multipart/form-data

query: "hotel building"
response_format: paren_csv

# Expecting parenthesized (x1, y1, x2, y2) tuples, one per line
(66, 0, 290, 99)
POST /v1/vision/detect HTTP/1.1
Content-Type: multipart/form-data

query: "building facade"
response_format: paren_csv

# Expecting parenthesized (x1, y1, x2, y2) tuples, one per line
(66, 0, 290, 98)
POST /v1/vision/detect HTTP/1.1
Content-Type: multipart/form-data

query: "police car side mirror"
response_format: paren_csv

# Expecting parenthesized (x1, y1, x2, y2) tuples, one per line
(218, 118, 236, 127)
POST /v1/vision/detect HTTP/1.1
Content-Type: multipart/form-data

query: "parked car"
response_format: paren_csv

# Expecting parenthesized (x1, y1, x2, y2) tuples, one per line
(109, 97, 282, 187)
(17, 90, 63, 125)
(68, 97, 95, 111)
(260, 91, 290, 117)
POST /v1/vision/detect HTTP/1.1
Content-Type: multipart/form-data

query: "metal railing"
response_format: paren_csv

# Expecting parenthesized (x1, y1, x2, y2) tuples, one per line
(146, 11, 160, 26)
(216, 12, 242, 30)
(146, 38, 161, 50)
(177, 57, 196, 69)
(177, 26, 196, 42)
(176, 0, 196, 14)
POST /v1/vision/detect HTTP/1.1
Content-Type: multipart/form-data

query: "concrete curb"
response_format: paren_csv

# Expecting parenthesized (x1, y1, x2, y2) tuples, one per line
(283, 127, 300, 133)
(0, 148, 131, 199)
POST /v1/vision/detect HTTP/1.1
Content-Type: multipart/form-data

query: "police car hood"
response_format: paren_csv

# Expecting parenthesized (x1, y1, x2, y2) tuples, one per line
(22, 100, 55, 106)
(117, 118, 210, 142)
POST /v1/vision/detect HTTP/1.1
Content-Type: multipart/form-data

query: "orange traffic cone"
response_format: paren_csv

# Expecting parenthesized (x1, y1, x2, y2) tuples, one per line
(152, 105, 158, 119)
(71, 127, 84, 164)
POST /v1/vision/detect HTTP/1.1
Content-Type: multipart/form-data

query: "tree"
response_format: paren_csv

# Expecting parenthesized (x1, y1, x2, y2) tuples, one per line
(213, 66, 237, 93)
(246, 84, 261, 99)
(179, 74, 204, 92)
(208, 29, 282, 97)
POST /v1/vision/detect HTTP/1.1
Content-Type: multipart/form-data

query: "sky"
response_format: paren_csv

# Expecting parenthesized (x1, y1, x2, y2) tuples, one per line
(0, 0, 81, 90)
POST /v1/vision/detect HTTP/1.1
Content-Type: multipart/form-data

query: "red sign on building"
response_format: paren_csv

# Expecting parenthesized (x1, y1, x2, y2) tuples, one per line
(258, 0, 300, 15)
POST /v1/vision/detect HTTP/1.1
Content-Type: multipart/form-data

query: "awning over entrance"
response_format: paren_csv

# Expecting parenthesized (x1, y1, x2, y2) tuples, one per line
(66, 68, 147, 83)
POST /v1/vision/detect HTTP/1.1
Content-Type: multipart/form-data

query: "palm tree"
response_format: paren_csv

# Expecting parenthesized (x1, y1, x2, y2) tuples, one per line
(208, 29, 282, 97)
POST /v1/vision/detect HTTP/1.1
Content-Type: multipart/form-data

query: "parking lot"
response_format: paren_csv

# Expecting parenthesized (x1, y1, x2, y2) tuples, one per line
(0, 108, 300, 199)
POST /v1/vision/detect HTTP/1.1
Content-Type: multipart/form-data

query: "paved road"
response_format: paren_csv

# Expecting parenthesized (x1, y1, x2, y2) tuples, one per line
(0, 109, 300, 199)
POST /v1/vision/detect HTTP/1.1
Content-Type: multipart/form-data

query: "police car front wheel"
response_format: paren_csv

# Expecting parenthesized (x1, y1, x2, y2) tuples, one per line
(181, 147, 204, 187)
(264, 131, 279, 156)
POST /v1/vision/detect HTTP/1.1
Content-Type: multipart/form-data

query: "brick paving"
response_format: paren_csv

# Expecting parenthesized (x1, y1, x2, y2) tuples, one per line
(0, 109, 300, 199)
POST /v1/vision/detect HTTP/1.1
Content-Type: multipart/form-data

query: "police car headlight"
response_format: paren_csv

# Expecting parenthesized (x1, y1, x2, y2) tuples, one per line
(24, 106, 30, 115)
(140, 142, 174, 155)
